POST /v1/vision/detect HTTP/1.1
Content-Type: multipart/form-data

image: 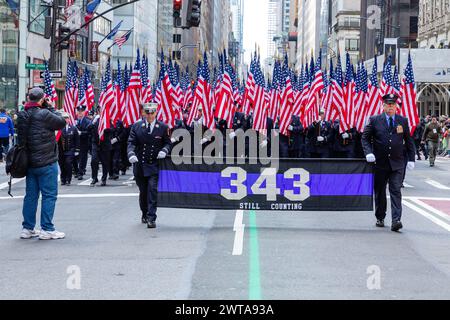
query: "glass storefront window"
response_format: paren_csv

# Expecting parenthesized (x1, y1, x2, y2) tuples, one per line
(0, 1, 19, 109)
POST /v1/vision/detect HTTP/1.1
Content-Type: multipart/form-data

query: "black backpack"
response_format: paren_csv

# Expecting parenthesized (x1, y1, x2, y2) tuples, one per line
(5, 111, 31, 196)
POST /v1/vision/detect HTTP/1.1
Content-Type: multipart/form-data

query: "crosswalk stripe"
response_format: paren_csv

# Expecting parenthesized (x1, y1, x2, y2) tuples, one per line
(403, 199, 450, 233)
(78, 178, 93, 186)
(425, 179, 450, 190)
(0, 177, 25, 190)
(403, 182, 414, 188)
(409, 198, 450, 222)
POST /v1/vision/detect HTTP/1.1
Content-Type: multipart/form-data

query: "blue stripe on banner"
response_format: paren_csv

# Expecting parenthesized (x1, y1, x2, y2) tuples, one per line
(158, 171, 373, 196)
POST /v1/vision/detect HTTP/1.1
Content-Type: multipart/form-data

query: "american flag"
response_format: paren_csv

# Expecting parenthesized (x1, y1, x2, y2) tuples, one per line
(366, 55, 383, 121)
(98, 58, 114, 141)
(157, 50, 175, 128)
(113, 28, 133, 49)
(305, 52, 324, 127)
(126, 49, 142, 127)
(115, 60, 126, 124)
(269, 61, 280, 120)
(199, 51, 214, 130)
(278, 55, 294, 136)
(77, 71, 86, 108)
(43, 60, 58, 102)
(343, 52, 356, 130)
(399, 52, 419, 135)
(355, 62, 369, 133)
(187, 60, 203, 126)
(215, 51, 235, 128)
(323, 60, 336, 122)
(381, 55, 395, 96)
(140, 54, 152, 105)
(63, 60, 76, 126)
(84, 69, 95, 111)
(252, 57, 268, 135)
(242, 54, 256, 116)
(332, 55, 349, 133)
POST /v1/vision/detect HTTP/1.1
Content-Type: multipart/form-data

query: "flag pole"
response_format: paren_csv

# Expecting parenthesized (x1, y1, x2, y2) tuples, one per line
(99, 20, 124, 46)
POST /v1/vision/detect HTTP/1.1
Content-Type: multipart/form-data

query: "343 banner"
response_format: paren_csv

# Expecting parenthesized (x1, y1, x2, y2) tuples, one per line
(158, 159, 374, 211)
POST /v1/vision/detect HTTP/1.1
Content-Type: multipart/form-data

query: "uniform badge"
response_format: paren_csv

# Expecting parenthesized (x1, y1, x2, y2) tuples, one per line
(155, 124, 160, 129)
(397, 125, 404, 134)
(142, 123, 146, 128)
(237, 120, 241, 124)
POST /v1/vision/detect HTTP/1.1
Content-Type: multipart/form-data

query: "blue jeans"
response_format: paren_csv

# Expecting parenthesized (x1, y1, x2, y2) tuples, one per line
(22, 162, 59, 231)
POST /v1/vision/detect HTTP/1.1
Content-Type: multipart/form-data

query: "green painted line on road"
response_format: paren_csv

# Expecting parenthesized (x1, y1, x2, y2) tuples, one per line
(248, 210, 262, 300)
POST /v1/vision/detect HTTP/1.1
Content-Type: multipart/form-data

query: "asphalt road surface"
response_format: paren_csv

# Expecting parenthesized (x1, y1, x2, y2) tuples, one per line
(1, 157, 450, 300)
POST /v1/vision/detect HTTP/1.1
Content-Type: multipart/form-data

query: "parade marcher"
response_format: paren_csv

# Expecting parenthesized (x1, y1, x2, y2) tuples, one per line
(362, 94, 416, 232)
(332, 119, 356, 158)
(109, 119, 127, 180)
(128, 103, 172, 228)
(75, 105, 91, 180)
(58, 112, 80, 186)
(230, 105, 247, 158)
(422, 115, 441, 167)
(306, 111, 333, 158)
(413, 118, 425, 160)
(288, 115, 305, 158)
(90, 112, 113, 187)
(17, 88, 66, 240)
(0, 107, 14, 162)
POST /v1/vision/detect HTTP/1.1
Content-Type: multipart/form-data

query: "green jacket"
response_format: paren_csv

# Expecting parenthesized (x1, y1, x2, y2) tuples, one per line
(422, 122, 441, 143)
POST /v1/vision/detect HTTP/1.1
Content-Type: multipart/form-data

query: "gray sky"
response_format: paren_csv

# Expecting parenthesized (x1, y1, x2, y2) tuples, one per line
(243, 0, 268, 65)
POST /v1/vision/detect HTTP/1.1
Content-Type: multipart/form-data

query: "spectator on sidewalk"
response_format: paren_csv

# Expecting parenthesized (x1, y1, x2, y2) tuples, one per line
(0, 108, 14, 162)
(17, 87, 67, 240)
(422, 115, 441, 167)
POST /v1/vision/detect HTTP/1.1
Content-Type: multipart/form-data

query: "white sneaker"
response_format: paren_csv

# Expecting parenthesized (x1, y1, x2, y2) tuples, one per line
(39, 230, 65, 240)
(20, 228, 40, 239)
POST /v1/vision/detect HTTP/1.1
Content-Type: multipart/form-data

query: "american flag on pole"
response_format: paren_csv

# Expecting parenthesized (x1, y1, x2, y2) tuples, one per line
(157, 50, 175, 128)
(84, 69, 95, 111)
(187, 60, 202, 127)
(215, 51, 235, 128)
(323, 61, 336, 122)
(366, 55, 383, 121)
(278, 55, 294, 136)
(354, 62, 369, 133)
(126, 49, 142, 127)
(399, 52, 419, 135)
(63, 60, 76, 126)
(305, 52, 325, 127)
(381, 55, 395, 96)
(332, 55, 349, 133)
(98, 58, 114, 141)
(343, 52, 356, 130)
(43, 61, 58, 102)
(199, 51, 215, 131)
(252, 57, 268, 135)
(113, 28, 133, 49)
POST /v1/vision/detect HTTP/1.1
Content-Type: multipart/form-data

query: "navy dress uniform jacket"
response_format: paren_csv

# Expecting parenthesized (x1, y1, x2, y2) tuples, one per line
(362, 114, 415, 171)
(59, 125, 80, 156)
(128, 120, 172, 177)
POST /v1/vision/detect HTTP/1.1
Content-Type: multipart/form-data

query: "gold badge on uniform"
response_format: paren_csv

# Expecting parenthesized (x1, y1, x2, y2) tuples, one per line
(397, 125, 404, 134)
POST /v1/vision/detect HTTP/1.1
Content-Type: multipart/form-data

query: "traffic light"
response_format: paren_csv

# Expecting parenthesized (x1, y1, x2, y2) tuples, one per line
(173, 0, 182, 18)
(187, 0, 201, 27)
(58, 24, 71, 51)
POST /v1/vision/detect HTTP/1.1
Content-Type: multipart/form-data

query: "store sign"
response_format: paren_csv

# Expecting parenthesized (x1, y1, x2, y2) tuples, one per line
(90, 41, 99, 63)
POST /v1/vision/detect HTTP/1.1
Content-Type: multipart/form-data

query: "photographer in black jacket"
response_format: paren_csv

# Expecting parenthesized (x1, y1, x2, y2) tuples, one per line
(17, 88, 66, 240)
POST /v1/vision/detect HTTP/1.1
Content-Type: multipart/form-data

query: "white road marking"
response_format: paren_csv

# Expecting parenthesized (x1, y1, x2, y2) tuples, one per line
(232, 210, 245, 256)
(0, 178, 25, 190)
(403, 182, 414, 188)
(78, 178, 93, 186)
(0, 193, 139, 200)
(409, 198, 450, 223)
(425, 179, 450, 190)
(404, 196, 450, 201)
(403, 200, 450, 233)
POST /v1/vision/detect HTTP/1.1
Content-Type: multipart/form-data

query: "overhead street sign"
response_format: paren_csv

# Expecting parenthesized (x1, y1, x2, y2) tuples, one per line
(39, 71, 63, 79)
(25, 63, 46, 70)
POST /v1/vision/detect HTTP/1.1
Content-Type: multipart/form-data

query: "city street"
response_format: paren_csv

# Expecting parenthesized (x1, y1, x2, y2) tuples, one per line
(1, 157, 449, 300)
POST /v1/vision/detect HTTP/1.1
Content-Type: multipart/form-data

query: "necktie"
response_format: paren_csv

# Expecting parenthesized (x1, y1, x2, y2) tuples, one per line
(389, 117, 394, 132)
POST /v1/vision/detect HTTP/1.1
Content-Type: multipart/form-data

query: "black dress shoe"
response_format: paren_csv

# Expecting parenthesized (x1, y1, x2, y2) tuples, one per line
(121, 171, 126, 176)
(61, 182, 66, 186)
(376, 220, 385, 228)
(90, 178, 98, 187)
(391, 221, 403, 232)
(78, 175, 84, 181)
(147, 221, 156, 229)
(100, 180, 107, 186)
(141, 216, 148, 224)
(112, 175, 119, 181)
(66, 182, 71, 186)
